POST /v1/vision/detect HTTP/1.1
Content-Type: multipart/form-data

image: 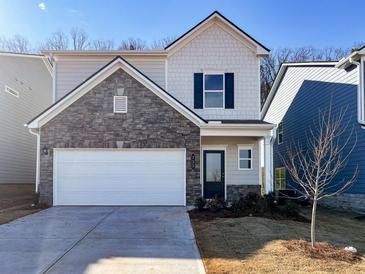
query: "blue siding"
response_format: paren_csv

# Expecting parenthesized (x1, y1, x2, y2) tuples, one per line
(273, 79, 365, 194)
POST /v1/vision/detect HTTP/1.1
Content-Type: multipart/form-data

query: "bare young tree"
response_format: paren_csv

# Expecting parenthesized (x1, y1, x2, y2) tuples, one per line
(151, 35, 176, 49)
(92, 39, 115, 50)
(70, 28, 90, 50)
(118, 38, 147, 50)
(281, 105, 358, 247)
(40, 30, 69, 50)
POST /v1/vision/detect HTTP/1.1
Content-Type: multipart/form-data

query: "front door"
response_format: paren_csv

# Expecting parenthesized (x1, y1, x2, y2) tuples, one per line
(203, 150, 225, 199)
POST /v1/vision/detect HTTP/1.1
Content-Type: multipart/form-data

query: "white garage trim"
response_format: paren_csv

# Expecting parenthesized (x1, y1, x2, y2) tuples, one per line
(53, 148, 186, 206)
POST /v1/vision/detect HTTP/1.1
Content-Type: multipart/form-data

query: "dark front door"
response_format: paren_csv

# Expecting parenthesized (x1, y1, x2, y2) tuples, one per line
(203, 150, 225, 199)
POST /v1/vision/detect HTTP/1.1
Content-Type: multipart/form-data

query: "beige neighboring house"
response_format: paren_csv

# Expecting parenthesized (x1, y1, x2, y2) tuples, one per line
(0, 52, 52, 198)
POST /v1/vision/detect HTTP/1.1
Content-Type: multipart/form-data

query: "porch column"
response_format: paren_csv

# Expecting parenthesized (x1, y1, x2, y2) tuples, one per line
(263, 136, 273, 193)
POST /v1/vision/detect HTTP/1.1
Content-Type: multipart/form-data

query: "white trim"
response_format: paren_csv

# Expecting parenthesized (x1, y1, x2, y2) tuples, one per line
(201, 127, 273, 137)
(237, 144, 253, 170)
(0, 52, 45, 58)
(42, 50, 167, 57)
(165, 59, 168, 90)
(113, 96, 128, 113)
(53, 148, 187, 206)
(27, 57, 205, 128)
(203, 73, 225, 109)
(28, 128, 40, 193)
(52, 62, 57, 102)
(4, 85, 19, 98)
(360, 57, 365, 125)
(201, 145, 227, 200)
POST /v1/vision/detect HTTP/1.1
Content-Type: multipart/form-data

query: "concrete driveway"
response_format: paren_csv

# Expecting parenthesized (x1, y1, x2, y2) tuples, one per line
(0, 207, 205, 274)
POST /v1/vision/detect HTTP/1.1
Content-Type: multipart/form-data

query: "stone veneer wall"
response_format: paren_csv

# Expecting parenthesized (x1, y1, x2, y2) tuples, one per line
(319, 194, 365, 213)
(39, 69, 201, 206)
(226, 185, 261, 202)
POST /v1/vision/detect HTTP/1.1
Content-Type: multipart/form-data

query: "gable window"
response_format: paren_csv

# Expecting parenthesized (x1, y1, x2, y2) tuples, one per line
(275, 167, 286, 190)
(113, 96, 127, 113)
(238, 146, 252, 170)
(204, 74, 224, 108)
(278, 122, 283, 144)
(5, 85, 19, 98)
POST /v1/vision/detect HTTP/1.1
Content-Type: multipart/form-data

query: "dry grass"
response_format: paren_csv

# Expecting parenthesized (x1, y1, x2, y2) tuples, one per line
(190, 207, 365, 274)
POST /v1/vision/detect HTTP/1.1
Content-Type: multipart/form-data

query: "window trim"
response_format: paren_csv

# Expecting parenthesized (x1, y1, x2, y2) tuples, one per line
(278, 122, 283, 144)
(203, 72, 225, 109)
(275, 167, 286, 190)
(113, 96, 127, 113)
(237, 145, 253, 170)
(5, 85, 19, 98)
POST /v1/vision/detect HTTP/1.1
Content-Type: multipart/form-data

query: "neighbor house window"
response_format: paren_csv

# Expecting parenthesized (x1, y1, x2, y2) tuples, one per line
(275, 167, 286, 190)
(5, 85, 19, 98)
(204, 73, 224, 108)
(113, 96, 127, 113)
(238, 146, 252, 169)
(278, 122, 283, 144)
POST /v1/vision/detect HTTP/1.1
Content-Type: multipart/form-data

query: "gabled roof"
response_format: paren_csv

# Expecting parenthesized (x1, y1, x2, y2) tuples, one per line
(165, 11, 270, 55)
(261, 62, 341, 124)
(27, 56, 207, 129)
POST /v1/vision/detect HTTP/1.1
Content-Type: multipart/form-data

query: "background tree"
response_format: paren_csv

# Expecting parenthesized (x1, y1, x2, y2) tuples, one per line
(281, 105, 358, 247)
(40, 30, 69, 50)
(92, 39, 115, 50)
(151, 35, 176, 49)
(118, 37, 147, 50)
(0, 35, 32, 53)
(70, 28, 90, 50)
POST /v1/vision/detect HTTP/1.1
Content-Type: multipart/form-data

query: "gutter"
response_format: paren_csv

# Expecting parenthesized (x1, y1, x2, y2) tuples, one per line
(348, 57, 365, 127)
(28, 127, 40, 193)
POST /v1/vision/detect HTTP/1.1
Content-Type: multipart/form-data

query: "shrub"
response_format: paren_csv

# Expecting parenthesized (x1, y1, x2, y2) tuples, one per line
(231, 198, 245, 217)
(194, 197, 206, 211)
(206, 195, 226, 212)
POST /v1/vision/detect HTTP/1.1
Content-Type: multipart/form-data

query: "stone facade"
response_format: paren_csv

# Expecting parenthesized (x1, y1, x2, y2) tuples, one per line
(39, 69, 201, 206)
(226, 185, 261, 202)
(319, 194, 365, 213)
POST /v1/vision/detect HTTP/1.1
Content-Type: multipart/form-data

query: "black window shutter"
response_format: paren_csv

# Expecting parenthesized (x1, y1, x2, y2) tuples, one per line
(194, 73, 203, 109)
(225, 73, 234, 109)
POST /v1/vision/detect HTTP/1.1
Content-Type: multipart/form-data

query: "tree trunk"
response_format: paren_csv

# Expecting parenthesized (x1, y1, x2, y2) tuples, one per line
(311, 197, 318, 248)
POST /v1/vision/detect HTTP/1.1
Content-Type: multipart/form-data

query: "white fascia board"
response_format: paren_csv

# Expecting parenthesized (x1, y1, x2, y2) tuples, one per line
(201, 127, 273, 137)
(28, 58, 205, 128)
(42, 50, 167, 57)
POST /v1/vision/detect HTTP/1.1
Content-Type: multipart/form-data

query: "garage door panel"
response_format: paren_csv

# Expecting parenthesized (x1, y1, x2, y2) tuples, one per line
(54, 149, 185, 205)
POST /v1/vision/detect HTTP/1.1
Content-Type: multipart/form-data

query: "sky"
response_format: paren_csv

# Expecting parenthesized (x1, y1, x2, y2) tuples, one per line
(0, 0, 364, 50)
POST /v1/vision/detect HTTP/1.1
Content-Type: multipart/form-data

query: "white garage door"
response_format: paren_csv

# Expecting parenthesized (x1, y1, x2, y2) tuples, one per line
(53, 149, 186, 206)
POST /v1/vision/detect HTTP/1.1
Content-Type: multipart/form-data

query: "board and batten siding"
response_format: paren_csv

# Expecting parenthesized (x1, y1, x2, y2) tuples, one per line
(0, 55, 52, 184)
(167, 23, 261, 120)
(55, 57, 166, 100)
(266, 66, 365, 195)
(201, 136, 260, 185)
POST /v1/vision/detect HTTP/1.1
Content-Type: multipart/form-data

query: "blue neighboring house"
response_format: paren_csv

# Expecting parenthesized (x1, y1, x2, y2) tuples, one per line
(262, 60, 365, 212)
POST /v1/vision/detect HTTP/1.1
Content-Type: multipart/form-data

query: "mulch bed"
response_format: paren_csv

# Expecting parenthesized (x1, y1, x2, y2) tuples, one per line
(283, 240, 361, 263)
(189, 207, 309, 223)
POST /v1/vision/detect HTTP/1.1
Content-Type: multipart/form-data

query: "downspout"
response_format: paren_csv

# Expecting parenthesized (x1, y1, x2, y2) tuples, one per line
(349, 57, 365, 128)
(28, 128, 40, 193)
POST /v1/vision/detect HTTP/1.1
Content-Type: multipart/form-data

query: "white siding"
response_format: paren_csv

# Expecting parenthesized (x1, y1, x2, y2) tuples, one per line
(55, 57, 166, 100)
(167, 23, 260, 120)
(264, 66, 358, 125)
(202, 136, 260, 185)
(0, 55, 52, 184)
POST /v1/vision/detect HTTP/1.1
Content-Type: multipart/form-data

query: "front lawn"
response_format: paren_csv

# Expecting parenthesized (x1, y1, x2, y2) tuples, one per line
(190, 207, 365, 273)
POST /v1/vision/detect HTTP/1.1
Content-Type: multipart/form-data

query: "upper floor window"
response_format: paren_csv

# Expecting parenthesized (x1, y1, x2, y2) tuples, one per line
(204, 74, 224, 109)
(278, 122, 283, 144)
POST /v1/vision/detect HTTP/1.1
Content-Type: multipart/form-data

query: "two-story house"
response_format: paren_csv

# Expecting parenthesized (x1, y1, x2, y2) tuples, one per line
(27, 11, 274, 206)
